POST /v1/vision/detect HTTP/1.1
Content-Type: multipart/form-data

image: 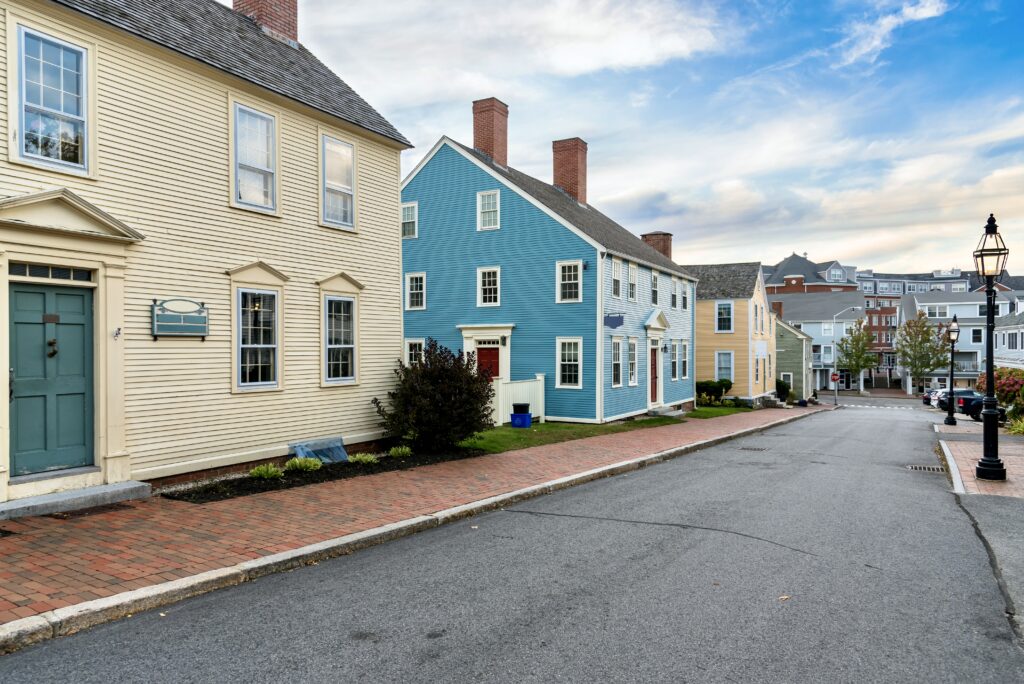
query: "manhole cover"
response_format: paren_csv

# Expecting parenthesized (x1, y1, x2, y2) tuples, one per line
(740, 447, 767, 452)
(906, 465, 946, 473)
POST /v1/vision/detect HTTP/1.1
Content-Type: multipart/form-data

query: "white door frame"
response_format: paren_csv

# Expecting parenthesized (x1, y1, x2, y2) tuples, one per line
(648, 337, 663, 408)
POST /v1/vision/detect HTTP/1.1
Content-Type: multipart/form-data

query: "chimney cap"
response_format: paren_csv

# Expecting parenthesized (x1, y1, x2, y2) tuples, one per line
(473, 97, 509, 109)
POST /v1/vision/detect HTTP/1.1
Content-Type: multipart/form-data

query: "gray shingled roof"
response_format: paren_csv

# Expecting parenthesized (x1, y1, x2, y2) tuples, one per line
(765, 253, 856, 286)
(767, 292, 866, 322)
(678, 262, 760, 299)
(910, 290, 1023, 304)
(997, 311, 1024, 329)
(52, 0, 410, 146)
(450, 140, 692, 279)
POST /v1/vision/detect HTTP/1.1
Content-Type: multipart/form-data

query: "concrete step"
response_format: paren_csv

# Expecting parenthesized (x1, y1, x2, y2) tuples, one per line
(0, 481, 151, 521)
(648, 408, 685, 418)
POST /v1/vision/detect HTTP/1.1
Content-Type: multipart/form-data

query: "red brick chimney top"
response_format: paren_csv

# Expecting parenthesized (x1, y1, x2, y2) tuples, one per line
(234, 0, 298, 44)
(641, 232, 674, 261)
(472, 98, 509, 167)
(553, 137, 588, 204)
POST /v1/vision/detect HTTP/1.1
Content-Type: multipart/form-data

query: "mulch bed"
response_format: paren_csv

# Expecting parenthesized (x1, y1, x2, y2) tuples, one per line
(162, 448, 485, 504)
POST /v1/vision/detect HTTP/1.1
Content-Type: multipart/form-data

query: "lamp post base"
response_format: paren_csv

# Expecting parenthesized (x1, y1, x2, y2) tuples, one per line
(944, 415, 957, 426)
(976, 460, 1007, 481)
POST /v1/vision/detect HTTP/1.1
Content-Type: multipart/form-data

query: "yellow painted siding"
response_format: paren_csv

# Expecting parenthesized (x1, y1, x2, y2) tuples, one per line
(0, 1, 405, 477)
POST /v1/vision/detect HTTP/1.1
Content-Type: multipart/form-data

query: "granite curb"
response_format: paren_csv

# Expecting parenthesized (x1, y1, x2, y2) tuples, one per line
(0, 407, 823, 656)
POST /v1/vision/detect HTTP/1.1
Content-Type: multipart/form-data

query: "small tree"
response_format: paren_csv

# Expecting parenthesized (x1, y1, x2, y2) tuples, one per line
(836, 318, 876, 392)
(372, 338, 495, 453)
(895, 311, 947, 392)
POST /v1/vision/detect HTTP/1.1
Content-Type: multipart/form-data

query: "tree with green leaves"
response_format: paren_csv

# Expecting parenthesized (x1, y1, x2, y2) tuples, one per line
(836, 318, 877, 392)
(895, 311, 948, 393)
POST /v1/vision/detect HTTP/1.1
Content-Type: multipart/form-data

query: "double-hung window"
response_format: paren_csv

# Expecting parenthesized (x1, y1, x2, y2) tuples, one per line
(612, 259, 622, 298)
(405, 273, 426, 310)
(238, 289, 278, 387)
(477, 190, 500, 230)
(406, 339, 424, 365)
(681, 340, 689, 378)
(234, 103, 276, 210)
(478, 267, 500, 307)
(755, 355, 760, 383)
(972, 329, 983, 344)
(324, 296, 356, 383)
(401, 202, 418, 238)
(20, 27, 88, 171)
(611, 338, 623, 387)
(322, 135, 355, 227)
(556, 338, 582, 389)
(716, 301, 733, 332)
(628, 264, 638, 301)
(651, 272, 659, 305)
(671, 279, 678, 309)
(557, 261, 582, 303)
(671, 340, 679, 380)
(715, 351, 733, 382)
(822, 321, 834, 336)
(628, 338, 638, 385)
(682, 282, 688, 310)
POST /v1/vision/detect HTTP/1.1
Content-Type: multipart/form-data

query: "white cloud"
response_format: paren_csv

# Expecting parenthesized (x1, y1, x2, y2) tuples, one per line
(834, 0, 949, 67)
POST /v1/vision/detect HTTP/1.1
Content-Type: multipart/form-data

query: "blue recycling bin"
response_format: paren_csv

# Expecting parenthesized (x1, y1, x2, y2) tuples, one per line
(510, 413, 532, 428)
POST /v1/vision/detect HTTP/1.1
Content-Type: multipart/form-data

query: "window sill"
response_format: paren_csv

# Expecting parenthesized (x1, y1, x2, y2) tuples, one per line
(10, 154, 94, 180)
(320, 221, 357, 233)
(322, 379, 358, 388)
(555, 385, 583, 390)
(229, 200, 282, 218)
(405, 307, 426, 312)
(476, 226, 500, 232)
(232, 385, 284, 395)
(556, 299, 584, 304)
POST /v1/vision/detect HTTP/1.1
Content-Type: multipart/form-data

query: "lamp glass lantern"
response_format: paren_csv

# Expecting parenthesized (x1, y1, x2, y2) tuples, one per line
(947, 315, 960, 344)
(973, 215, 1009, 277)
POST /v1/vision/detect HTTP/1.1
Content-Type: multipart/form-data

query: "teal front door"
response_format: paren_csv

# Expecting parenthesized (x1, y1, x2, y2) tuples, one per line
(9, 283, 94, 476)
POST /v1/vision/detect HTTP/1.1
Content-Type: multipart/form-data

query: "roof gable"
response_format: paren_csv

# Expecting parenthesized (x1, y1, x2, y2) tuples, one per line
(679, 262, 761, 299)
(0, 188, 143, 242)
(52, 0, 409, 147)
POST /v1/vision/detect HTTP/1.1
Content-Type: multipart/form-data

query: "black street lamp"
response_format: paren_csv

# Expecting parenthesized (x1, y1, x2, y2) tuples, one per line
(945, 315, 959, 426)
(973, 214, 1010, 480)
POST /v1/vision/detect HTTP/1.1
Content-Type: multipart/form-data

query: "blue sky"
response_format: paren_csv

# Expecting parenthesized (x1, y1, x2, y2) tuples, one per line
(227, 1, 1024, 273)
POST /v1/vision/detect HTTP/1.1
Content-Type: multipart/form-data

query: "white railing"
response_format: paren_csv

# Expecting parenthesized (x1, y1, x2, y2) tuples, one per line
(491, 373, 546, 425)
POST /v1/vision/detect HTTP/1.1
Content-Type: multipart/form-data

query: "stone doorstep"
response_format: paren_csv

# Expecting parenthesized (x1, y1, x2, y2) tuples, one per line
(0, 408, 823, 655)
(0, 481, 152, 521)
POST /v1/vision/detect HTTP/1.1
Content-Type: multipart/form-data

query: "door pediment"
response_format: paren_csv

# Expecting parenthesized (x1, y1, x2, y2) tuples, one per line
(0, 188, 144, 242)
(644, 309, 670, 331)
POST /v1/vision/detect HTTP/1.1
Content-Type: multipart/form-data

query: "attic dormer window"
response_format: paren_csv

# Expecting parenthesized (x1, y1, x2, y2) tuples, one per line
(19, 27, 87, 172)
(830, 268, 844, 281)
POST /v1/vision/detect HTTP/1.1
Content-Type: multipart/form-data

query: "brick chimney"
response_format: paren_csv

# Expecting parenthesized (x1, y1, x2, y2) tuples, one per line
(771, 301, 783, 318)
(553, 137, 587, 204)
(234, 0, 298, 43)
(472, 98, 509, 166)
(641, 231, 673, 260)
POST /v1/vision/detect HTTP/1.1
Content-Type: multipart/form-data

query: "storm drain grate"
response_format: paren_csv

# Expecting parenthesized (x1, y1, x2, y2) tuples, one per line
(906, 464, 946, 473)
(740, 447, 768, 452)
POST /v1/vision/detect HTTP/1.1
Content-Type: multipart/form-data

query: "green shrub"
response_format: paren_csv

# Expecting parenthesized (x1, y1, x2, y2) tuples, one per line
(249, 464, 284, 480)
(373, 338, 496, 453)
(787, 391, 798, 403)
(1007, 419, 1024, 436)
(283, 457, 322, 472)
(389, 445, 412, 459)
(776, 378, 791, 402)
(348, 452, 379, 465)
(721, 399, 736, 408)
(697, 379, 734, 402)
(697, 392, 722, 407)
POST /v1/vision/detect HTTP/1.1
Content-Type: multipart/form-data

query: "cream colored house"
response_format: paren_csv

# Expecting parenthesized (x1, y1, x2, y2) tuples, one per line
(680, 262, 777, 403)
(0, 0, 410, 507)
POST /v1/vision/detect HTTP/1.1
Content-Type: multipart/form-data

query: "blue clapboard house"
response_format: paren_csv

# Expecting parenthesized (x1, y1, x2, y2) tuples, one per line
(401, 98, 696, 423)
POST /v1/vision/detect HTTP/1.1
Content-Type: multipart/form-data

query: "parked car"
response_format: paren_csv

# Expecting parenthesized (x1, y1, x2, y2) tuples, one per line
(958, 395, 1008, 424)
(938, 389, 980, 412)
(930, 389, 947, 408)
(921, 391, 934, 405)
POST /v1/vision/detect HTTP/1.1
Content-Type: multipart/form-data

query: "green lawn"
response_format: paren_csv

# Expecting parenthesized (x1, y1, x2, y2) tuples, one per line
(464, 416, 681, 454)
(685, 406, 753, 419)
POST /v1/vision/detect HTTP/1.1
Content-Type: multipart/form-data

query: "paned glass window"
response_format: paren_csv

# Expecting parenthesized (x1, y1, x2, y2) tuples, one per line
(715, 352, 732, 382)
(611, 338, 622, 387)
(21, 28, 87, 168)
(325, 296, 355, 382)
(612, 260, 622, 298)
(407, 340, 424, 365)
(628, 339, 638, 384)
(628, 264, 637, 301)
(235, 104, 275, 209)
(651, 272, 659, 305)
(478, 191, 499, 229)
(558, 339, 581, 388)
(401, 203, 417, 238)
(406, 273, 425, 310)
(716, 302, 733, 332)
(239, 289, 277, 386)
(558, 262, 581, 302)
(323, 136, 355, 226)
(479, 268, 500, 306)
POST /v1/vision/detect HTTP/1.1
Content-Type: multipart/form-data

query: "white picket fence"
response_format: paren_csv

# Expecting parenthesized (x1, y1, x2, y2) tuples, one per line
(490, 373, 546, 425)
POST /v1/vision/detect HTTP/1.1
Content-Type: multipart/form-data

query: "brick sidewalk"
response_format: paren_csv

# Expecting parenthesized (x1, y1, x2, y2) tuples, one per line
(0, 407, 822, 626)
(943, 439, 1024, 497)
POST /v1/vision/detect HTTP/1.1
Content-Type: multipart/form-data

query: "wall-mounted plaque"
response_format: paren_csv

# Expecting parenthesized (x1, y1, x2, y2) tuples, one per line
(152, 298, 209, 340)
(604, 314, 624, 329)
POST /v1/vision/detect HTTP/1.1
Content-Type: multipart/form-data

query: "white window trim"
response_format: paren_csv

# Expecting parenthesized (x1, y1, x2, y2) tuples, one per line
(681, 339, 690, 379)
(232, 102, 278, 213)
(628, 337, 639, 386)
(671, 277, 679, 309)
(405, 272, 426, 311)
(555, 336, 583, 390)
(781, 372, 793, 386)
(321, 134, 356, 229)
(477, 266, 501, 307)
(651, 271, 659, 306)
(476, 189, 500, 231)
(237, 287, 280, 390)
(715, 350, 735, 383)
(401, 201, 418, 239)
(323, 294, 357, 384)
(556, 259, 583, 303)
(611, 258, 622, 299)
(628, 263, 638, 302)
(682, 282, 689, 310)
(822, 321, 834, 336)
(611, 336, 623, 388)
(16, 25, 90, 175)
(715, 300, 734, 333)
(405, 338, 425, 365)
(671, 340, 679, 380)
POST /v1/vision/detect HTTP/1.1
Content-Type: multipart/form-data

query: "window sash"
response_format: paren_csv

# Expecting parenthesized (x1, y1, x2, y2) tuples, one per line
(406, 274, 425, 310)
(628, 264, 637, 301)
(478, 268, 500, 306)
(20, 27, 88, 169)
(681, 341, 689, 378)
(716, 352, 732, 381)
(557, 339, 581, 388)
(322, 136, 355, 226)
(406, 340, 424, 365)
(612, 260, 622, 298)
(234, 104, 276, 209)
(401, 203, 417, 238)
(671, 341, 678, 380)
(478, 191, 500, 229)
(628, 339, 638, 384)
(238, 289, 278, 387)
(325, 296, 356, 382)
(716, 302, 733, 332)
(651, 272, 659, 305)
(558, 262, 581, 302)
(611, 339, 622, 387)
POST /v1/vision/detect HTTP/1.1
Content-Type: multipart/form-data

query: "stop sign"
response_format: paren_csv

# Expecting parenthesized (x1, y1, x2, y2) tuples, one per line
(831, 373, 840, 382)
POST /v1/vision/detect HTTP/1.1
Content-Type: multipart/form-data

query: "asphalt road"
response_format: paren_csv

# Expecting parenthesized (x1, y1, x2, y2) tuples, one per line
(5, 407, 1024, 683)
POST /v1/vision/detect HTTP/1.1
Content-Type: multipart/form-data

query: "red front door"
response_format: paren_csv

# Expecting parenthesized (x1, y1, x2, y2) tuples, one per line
(477, 347, 500, 381)
(650, 349, 659, 403)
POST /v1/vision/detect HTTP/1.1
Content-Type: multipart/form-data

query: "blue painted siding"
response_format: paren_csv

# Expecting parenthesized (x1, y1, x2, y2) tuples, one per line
(402, 143, 599, 420)
(601, 255, 695, 420)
